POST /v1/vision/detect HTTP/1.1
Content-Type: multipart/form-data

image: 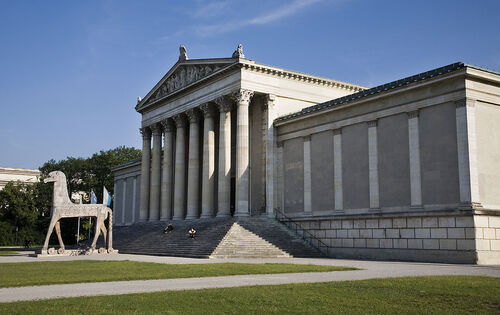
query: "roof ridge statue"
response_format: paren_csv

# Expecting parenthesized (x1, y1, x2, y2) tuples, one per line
(179, 45, 188, 61)
(41, 171, 115, 255)
(232, 44, 245, 58)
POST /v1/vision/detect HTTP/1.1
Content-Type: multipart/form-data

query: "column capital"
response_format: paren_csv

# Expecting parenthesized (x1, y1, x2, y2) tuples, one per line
(160, 118, 174, 132)
(231, 89, 254, 106)
(367, 120, 378, 127)
(139, 127, 151, 140)
(150, 123, 162, 136)
(333, 128, 342, 135)
(172, 114, 187, 128)
(185, 108, 201, 123)
(303, 135, 311, 141)
(200, 103, 215, 118)
(214, 96, 233, 113)
(277, 141, 284, 148)
(407, 110, 419, 118)
(455, 98, 476, 108)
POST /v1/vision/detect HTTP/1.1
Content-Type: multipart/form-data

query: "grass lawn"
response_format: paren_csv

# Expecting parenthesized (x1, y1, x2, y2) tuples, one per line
(0, 276, 498, 314)
(0, 251, 19, 255)
(0, 261, 354, 288)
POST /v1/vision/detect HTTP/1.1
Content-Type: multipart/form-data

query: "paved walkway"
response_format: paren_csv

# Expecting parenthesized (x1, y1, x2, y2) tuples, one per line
(0, 253, 499, 303)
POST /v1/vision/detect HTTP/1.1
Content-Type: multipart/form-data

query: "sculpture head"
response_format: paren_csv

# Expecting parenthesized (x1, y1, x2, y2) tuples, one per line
(44, 171, 66, 183)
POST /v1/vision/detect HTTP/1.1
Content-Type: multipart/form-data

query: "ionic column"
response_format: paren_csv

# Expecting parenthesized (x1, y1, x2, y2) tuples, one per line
(455, 98, 482, 209)
(333, 129, 343, 213)
(160, 119, 174, 220)
(303, 135, 312, 215)
(149, 123, 162, 221)
(215, 96, 232, 217)
(201, 103, 216, 218)
(139, 127, 151, 221)
(264, 94, 276, 217)
(233, 89, 254, 217)
(408, 111, 422, 208)
(186, 109, 201, 219)
(173, 114, 187, 220)
(368, 120, 380, 211)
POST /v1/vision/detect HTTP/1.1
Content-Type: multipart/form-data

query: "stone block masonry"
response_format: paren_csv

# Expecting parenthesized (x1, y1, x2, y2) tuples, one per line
(293, 213, 500, 264)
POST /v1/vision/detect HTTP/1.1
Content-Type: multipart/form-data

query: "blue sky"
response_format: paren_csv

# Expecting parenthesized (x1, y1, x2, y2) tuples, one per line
(1, 0, 499, 169)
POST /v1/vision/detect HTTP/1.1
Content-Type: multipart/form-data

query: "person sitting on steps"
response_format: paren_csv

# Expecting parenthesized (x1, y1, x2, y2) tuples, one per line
(164, 222, 173, 234)
(189, 228, 196, 239)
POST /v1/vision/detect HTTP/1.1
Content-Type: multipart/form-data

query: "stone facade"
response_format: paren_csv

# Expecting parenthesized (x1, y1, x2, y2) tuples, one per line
(275, 63, 500, 264)
(113, 46, 500, 264)
(0, 167, 40, 190)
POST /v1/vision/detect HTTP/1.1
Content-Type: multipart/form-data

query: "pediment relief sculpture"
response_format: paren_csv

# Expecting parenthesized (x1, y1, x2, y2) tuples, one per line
(150, 64, 224, 103)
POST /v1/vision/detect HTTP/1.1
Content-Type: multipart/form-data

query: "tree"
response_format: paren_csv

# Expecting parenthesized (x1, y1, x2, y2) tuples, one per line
(0, 182, 43, 245)
(87, 146, 142, 201)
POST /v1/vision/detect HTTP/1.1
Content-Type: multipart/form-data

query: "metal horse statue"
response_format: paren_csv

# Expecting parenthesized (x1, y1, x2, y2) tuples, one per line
(42, 171, 113, 255)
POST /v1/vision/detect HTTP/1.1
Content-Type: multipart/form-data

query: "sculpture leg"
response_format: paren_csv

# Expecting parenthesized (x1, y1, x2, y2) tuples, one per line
(91, 215, 105, 250)
(107, 210, 113, 251)
(42, 216, 58, 253)
(100, 222, 107, 244)
(54, 221, 65, 251)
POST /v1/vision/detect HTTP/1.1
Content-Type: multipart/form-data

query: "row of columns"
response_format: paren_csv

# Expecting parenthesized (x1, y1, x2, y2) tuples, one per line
(139, 89, 255, 221)
(296, 99, 480, 213)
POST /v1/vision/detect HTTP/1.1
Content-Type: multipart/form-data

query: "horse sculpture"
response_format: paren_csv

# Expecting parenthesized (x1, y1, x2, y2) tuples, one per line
(42, 171, 114, 255)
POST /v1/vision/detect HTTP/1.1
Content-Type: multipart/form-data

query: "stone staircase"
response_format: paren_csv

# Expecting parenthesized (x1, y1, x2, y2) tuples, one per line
(113, 217, 324, 258)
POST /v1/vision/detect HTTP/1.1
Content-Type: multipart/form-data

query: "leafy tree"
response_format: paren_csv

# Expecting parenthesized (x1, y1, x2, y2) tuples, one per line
(0, 182, 43, 245)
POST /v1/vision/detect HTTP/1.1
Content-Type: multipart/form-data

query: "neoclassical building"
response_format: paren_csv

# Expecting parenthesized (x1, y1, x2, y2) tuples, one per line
(113, 45, 500, 264)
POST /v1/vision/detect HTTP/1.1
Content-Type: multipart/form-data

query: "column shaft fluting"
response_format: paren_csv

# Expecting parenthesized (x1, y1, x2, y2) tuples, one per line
(139, 127, 151, 221)
(201, 103, 216, 218)
(186, 109, 201, 219)
(215, 97, 232, 217)
(149, 124, 162, 221)
(233, 89, 254, 216)
(173, 114, 187, 220)
(161, 119, 174, 220)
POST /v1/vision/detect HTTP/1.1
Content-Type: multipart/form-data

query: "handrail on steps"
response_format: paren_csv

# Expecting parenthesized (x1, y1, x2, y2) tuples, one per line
(274, 208, 329, 256)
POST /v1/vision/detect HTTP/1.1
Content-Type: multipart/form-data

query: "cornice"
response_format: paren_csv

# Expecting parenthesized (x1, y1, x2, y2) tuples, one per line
(0, 167, 40, 176)
(239, 60, 366, 92)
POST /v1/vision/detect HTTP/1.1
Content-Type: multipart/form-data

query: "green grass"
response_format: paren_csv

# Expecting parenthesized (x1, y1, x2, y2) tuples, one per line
(0, 276, 498, 314)
(0, 251, 18, 255)
(0, 261, 354, 288)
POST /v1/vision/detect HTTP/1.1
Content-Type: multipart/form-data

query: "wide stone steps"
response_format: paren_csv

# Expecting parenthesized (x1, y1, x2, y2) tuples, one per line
(113, 217, 324, 258)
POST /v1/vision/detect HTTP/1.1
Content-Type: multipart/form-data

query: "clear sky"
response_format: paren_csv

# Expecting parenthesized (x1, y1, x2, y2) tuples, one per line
(1, 0, 499, 169)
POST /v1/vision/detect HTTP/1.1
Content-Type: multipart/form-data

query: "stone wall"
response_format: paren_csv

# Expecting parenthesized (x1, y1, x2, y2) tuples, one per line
(293, 212, 500, 264)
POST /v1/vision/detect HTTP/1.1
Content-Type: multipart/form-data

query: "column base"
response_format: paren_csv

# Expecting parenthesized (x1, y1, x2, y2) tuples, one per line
(200, 214, 215, 219)
(160, 217, 171, 221)
(172, 216, 185, 220)
(410, 205, 423, 210)
(234, 212, 249, 217)
(333, 209, 344, 214)
(185, 215, 199, 220)
(368, 207, 381, 212)
(216, 212, 231, 218)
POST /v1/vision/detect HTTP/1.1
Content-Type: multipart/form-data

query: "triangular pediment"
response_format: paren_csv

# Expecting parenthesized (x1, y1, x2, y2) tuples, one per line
(136, 59, 238, 111)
